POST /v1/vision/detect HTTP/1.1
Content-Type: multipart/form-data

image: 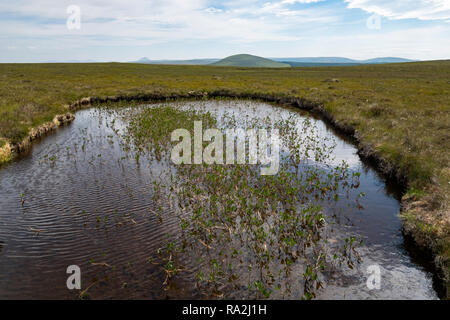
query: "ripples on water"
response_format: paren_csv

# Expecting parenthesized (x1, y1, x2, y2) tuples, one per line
(0, 100, 438, 299)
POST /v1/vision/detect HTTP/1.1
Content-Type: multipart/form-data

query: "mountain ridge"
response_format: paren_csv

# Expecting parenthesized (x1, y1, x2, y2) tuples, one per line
(272, 56, 416, 64)
(130, 55, 418, 67)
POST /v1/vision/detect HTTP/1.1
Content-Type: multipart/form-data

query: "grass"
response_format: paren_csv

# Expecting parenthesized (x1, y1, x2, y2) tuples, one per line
(1, 62, 448, 188)
(126, 105, 217, 161)
(0, 61, 449, 293)
(0, 138, 11, 165)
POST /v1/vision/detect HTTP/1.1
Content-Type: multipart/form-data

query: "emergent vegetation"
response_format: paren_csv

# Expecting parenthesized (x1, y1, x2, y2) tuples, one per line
(124, 105, 362, 299)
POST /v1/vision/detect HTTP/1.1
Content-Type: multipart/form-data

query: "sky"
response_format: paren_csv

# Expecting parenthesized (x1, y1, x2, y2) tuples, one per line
(1, 0, 450, 62)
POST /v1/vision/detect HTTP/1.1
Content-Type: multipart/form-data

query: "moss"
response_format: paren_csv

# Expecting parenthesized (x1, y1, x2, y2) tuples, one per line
(406, 187, 426, 200)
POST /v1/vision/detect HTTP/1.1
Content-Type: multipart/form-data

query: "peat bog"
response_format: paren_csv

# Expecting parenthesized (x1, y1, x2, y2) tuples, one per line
(0, 100, 439, 299)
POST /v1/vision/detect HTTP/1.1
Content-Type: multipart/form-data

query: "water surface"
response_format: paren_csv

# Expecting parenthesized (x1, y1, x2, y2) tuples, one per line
(0, 100, 438, 299)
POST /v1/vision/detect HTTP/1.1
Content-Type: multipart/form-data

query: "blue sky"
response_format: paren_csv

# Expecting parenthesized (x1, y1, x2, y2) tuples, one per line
(1, 0, 449, 62)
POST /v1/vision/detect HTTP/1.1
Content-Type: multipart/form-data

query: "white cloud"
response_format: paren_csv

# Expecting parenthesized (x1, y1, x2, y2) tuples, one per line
(0, 0, 335, 43)
(282, 0, 324, 4)
(205, 7, 223, 13)
(345, 0, 450, 20)
(0, 0, 449, 61)
(314, 25, 450, 60)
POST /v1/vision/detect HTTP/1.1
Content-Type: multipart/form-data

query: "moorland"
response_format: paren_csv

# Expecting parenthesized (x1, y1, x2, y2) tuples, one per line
(0, 60, 448, 295)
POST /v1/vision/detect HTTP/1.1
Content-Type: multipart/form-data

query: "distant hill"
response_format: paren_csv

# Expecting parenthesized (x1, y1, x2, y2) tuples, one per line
(280, 62, 363, 67)
(44, 59, 100, 63)
(130, 56, 417, 67)
(211, 54, 290, 68)
(273, 57, 416, 66)
(273, 57, 358, 64)
(361, 57, 416, 64)
(135, 57, 152, 63)
(132, 57, 218, 65)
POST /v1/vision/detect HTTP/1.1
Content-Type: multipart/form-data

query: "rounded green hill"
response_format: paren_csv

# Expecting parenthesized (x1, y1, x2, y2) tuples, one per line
(212, 54, 291, 68)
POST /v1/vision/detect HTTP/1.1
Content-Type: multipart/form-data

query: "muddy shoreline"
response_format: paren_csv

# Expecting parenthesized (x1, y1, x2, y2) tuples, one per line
(2, 90, 448, 298)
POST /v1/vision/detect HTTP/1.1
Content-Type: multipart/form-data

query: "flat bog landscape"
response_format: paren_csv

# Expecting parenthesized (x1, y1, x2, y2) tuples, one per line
(0, 99, 440, 299)
(0, 0, 449, 309)
(0, 61, 448, 300)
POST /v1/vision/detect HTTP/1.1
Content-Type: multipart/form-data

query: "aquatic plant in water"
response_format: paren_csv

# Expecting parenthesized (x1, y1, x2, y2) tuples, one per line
(124, 104, 362, 299)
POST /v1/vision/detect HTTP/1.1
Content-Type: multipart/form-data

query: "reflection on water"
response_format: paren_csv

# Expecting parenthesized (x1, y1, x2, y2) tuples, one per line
(0, 100, 438, 299)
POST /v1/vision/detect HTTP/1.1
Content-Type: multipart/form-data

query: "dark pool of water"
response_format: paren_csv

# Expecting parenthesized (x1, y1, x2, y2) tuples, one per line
(0, 100, 439, 299)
